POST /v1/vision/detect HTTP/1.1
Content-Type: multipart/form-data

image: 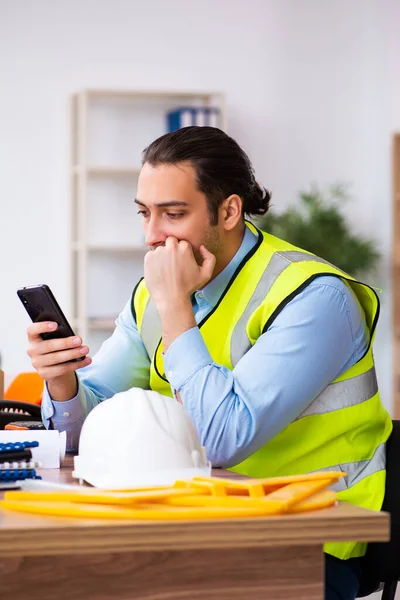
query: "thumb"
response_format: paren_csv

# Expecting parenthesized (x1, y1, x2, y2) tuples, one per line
(199, 245, 216, 278)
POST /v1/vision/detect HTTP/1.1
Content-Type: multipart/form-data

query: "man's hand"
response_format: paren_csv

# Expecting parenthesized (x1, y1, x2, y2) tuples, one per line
(144, 237, 216, 353)
(144, 237, 216, 310)
(26, 322, 91, 401)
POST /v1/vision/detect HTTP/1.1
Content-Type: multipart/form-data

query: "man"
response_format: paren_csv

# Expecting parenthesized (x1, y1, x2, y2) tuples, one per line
(27, 126, 391, 600)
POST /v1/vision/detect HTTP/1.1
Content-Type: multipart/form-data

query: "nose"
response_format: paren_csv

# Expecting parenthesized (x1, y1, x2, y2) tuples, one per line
(144, 216, 166, 248)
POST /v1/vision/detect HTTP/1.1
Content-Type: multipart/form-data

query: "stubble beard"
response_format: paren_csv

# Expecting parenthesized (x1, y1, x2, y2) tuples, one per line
(193, 225, 223, 266)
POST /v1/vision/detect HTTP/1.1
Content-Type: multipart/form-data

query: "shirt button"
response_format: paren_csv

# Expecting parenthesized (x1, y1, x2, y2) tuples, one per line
(167, 371, 174, 379)
(197, 292, 203, 299)
(62, 412, 70, 417)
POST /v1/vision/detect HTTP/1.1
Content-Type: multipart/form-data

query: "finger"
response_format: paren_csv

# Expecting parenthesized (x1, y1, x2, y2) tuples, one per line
(165, 236, 179, 249)
(27, 321, 58, 342)
(27, 335, 82, 358)
(32, 346, 89, 369)
(199, 245, 216, 276)
(177, 239, 192, 253)
(42, 335, 82, 354)
(144, 250, 153, 268)
(37, 356, 92, 381)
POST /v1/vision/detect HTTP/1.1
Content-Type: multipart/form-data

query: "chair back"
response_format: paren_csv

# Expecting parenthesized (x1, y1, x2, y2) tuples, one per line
(357, 420, 400, 596)
(0, 400, 42, 430)
(4, 372, 44, 405)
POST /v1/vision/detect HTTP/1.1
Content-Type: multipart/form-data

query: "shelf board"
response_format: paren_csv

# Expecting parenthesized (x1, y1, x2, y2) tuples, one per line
(71, 319, 84, 331)
(73, 167, 141, 177)
(88, 317, 117, 331)
(88, 244, 147, 253)
(72, 243, 147, 253)
(84, 89, 221, 100)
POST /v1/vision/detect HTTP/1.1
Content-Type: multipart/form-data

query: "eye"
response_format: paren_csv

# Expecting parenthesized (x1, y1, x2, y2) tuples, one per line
(137, 210, 149, 218)
(167, 213, 184, 219)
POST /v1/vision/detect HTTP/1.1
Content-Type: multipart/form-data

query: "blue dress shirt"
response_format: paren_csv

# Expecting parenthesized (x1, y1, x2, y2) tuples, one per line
(41, 227, 369, 466)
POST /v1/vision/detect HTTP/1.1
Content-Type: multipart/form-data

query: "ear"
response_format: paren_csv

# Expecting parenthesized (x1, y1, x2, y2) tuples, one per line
(220, 194, 243, 231)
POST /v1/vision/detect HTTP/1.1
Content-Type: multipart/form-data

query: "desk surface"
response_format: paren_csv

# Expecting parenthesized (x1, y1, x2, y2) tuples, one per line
(0, 455, 390, 558)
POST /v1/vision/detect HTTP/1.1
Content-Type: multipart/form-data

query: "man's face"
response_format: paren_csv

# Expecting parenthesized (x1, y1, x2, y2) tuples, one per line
(136, 162, 223, 262)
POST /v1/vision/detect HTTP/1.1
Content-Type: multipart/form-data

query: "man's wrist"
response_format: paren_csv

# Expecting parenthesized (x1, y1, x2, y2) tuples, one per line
(47, 373, 78, 402)
(156, 295, 196, 353)
(155, 294, 192, 316)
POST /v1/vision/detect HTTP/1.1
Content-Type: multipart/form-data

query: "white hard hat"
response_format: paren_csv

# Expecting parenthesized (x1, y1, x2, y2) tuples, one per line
(72, 388, 211, 489)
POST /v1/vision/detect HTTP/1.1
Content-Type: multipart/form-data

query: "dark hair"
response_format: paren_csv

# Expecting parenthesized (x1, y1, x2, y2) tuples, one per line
(142, 126, 271, 226)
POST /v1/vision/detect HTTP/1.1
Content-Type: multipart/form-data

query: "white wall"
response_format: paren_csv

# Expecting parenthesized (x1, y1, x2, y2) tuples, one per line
(0, 0, 399, 411)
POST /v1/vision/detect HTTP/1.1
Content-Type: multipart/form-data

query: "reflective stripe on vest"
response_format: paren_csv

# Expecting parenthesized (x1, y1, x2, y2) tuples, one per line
(140, 297, 161, 360)
(230, 250, 344, 366)
(315, 442, 386, 493)
(295, 367, 379, 420)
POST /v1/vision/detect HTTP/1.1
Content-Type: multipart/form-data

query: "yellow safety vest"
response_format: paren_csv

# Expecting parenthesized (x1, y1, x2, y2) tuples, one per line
(133, 222, 392, 560)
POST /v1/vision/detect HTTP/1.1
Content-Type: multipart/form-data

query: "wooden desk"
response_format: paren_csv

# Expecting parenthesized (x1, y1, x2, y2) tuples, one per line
(0, 456, 390, 600)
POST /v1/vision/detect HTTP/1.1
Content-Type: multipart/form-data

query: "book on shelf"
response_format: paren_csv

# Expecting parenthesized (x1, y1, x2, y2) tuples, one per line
(166, 107, 220, 132)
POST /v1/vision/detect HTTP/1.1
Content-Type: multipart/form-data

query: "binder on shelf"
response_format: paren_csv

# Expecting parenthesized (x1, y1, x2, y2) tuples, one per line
(166, 107, 220, 132)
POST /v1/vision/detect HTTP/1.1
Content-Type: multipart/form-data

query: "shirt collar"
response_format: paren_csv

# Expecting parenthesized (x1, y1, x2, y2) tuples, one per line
(198, 225, 259, 308)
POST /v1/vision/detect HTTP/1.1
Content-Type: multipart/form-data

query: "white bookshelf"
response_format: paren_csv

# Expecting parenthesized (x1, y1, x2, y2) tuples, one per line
(70, 89, 226, 354)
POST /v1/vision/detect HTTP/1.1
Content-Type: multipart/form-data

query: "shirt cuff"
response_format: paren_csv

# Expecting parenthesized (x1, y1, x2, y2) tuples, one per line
(41, 382, 86, 428)
(164, 327, 213, 390)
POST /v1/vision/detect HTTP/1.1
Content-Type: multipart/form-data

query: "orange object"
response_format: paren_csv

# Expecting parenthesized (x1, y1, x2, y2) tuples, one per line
(263, 479, 334, 509)
(165, 494, 285, 513)
(174, 479, 229, 496)
(286, 490, 337, 513)
(190, 471, 346, 498)
(2, 477, 339, 520)
(4, 372, 44, 405)
(0, 499, 284, 520)
(4, 424, 28, 430)
(165, 489, 337, 514)
(4, 487, 210, 506)
(0, 470, 342, 521)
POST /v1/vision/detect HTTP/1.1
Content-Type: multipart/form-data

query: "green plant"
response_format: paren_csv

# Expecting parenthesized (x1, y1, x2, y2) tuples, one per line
(255, 184, 381, 279)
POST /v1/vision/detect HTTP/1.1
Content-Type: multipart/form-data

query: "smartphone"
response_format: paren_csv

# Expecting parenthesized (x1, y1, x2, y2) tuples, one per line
(17, 284, 85, 361)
